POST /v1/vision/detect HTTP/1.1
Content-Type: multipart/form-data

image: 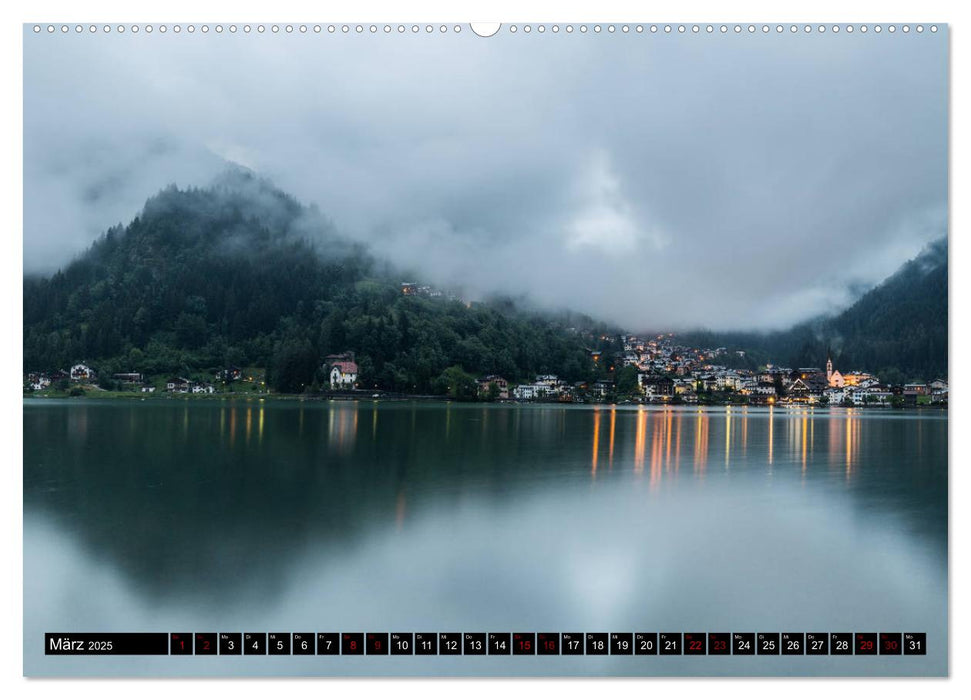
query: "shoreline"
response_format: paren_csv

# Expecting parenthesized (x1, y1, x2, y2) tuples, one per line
(22, 390, 948, 410)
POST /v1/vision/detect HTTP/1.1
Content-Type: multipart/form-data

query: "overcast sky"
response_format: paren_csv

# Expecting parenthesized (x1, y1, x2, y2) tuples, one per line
(23, 26, 947, 331)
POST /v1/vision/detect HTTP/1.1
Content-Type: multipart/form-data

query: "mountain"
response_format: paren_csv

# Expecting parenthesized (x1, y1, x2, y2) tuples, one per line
(24, 171, 947, 391)
(23, 171, 613, 394)
(679, 238, 948, 383)
(821, 237, 947, 381)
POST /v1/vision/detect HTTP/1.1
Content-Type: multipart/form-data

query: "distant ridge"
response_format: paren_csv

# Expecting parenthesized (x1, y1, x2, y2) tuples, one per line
(678, 238, 947, 383)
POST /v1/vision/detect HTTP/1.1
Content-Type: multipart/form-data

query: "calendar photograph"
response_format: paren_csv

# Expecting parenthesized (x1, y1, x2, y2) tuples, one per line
(22, 21, 947, 677)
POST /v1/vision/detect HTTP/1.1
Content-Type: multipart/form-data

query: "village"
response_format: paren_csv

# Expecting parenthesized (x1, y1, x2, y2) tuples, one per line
(475, 334, 948, 408)
(23, 334, 947, 408)
(24, 364, 254, 397)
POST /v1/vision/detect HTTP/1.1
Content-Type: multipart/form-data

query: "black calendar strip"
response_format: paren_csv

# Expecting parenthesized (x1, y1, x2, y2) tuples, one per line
(46, 632, 927, 656)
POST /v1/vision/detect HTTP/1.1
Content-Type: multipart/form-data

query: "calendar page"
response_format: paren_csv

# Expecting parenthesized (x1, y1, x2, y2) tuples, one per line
(22, 17, 948, 678)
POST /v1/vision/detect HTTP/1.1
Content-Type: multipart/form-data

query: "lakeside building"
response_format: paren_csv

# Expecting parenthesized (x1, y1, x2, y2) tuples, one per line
(70, 363, 93, 382)
(513, 384, 539, 400)
(165, 377, 192, 393)
(477, 375, 509, 399)
(113, 372, 144, 386)
(325, 352, 359, 389)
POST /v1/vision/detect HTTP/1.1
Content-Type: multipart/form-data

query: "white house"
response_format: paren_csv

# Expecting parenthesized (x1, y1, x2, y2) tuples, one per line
(534, 375, 565, 398)
(847, 387, 889, 405)
(717, 372, 743, 391)
(673, 378, 696, 395)
(166, 377, 192, 393)
(513, 384, 539, 400)
(738, 378, 759, 394)
(824, 387, 848, 404)
(70, 363, 94, 382)
(29, 375, 51, 391)
(329, 360, 358, 389)
(590, 380, 613, 400)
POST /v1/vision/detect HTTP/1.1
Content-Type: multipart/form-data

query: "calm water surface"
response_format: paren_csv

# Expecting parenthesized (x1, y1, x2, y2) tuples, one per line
(23, 399, 947, 676)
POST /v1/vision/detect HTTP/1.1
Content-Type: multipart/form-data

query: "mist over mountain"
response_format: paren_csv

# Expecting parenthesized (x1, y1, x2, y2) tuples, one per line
(24, 28, 947, 331)
(676, 238, 948, 383)
(23, 172, 615, 393)
(23, 171, 947, 390)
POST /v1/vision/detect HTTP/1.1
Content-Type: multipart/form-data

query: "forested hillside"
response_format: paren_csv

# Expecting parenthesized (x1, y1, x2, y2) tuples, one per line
(678, 237, 948, 383)
(23, 172, 610, 393)
(24, 170, 947, 392)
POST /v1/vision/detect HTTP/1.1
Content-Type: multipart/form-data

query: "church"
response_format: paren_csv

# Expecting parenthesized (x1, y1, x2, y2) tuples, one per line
(826, 357, 845, 388)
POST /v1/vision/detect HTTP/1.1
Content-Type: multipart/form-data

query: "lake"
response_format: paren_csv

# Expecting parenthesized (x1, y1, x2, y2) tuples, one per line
(23, 399, 948, 676)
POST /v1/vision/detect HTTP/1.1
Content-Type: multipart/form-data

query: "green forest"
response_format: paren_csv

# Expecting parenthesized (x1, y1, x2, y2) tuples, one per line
(23, 173, 617, 394)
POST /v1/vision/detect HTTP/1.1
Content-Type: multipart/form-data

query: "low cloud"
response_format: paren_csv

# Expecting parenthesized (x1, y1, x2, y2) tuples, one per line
(24, 29, 947, 330)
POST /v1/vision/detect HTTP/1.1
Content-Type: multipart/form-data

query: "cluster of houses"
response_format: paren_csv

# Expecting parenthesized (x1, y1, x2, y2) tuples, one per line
(25, 363, 97, 391)
(23, 335, 949, 408)
(486, 374, 614, 402)
(615, 333, 724, 378)
(400, 282, 444, 298)
(609, 334, 948, 406)
(400, 281, 465, 303)
(24, 353, 360, 395)
(164, 377, 215, 394)
(478, 334, 948, 407)
(25, 362, 223, 395)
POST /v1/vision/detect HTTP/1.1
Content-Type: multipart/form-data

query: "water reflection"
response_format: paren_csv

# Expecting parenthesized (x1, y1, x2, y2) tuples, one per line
(24, 400, 947, 677)
(768, 406, 774, 466)
(725, 407, 732, 469)
(633, 409, 646, 474)
(395, 491, 406, 530)
(326, 402, 360, 454)
(693, 410, 708, 476)
(591, 408, 600, 475)
(608, 408, 616, 468)
(846, 409, 856, 480)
